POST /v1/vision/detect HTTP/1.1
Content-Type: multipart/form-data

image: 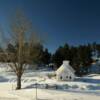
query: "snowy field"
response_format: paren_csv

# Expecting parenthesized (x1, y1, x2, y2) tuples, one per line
(0, 64, 100, 100)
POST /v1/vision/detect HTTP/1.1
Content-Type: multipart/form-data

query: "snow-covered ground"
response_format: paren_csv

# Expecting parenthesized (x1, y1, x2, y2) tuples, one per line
(0, 64, 100, 100)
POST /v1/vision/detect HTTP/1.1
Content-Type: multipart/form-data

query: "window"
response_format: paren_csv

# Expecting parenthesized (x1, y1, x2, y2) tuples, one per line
(69, 76, 71, 79)
(60, 76, 62, 80)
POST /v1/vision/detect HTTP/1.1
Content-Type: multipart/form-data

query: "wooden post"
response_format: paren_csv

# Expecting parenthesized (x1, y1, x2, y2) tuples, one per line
(36, 83, 37, 100)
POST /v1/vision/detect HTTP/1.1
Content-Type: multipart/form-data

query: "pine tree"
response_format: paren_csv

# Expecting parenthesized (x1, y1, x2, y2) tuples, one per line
(42, 48, 51, 65)
(52, 46, 64, 67)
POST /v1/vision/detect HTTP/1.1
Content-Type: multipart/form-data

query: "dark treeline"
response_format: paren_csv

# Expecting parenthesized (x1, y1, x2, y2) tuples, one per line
(0, 43, 51, 65)
(0, 42, 100, 76)
(52, 42, 100, 76)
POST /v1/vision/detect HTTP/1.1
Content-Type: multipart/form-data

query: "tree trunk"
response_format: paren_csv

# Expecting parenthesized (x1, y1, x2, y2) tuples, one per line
(16, 75, 21, 90)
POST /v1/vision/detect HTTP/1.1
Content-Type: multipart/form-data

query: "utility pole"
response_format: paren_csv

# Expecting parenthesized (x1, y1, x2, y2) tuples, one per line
(36, 82, 37, 100)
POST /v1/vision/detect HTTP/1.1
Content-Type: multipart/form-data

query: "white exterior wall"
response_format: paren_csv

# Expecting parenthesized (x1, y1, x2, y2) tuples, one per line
(56, 71, 75, 81)
(56, 60, 75, 81)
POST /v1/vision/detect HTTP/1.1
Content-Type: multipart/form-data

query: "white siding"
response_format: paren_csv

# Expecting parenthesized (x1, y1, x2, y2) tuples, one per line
(56, 60, 75, 81)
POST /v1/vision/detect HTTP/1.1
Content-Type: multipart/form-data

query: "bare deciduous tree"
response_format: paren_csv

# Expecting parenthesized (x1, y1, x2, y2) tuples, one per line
(0, 11, 41, 89)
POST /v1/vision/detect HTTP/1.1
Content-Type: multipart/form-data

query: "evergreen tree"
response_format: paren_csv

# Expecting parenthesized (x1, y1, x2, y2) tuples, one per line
(42, 48, 51, 65)
(52, 46, 64, 67)
(30, 43, 44, 64)
(6, 43, 16, 53)
(74, 45, 92, 75)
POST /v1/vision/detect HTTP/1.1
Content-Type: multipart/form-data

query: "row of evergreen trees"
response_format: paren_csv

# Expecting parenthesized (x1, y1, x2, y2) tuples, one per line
(0, 43, 51, 65)
(0, 42, 100, 75)
(52, 44, 92, 76)
(52, 42, 100, 76)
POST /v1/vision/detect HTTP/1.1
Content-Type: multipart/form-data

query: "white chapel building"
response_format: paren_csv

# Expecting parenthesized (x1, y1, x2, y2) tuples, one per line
(56, 60, 75, 81)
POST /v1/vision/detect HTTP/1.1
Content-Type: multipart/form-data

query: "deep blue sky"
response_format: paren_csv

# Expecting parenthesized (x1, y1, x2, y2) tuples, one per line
(0, 0, 100, 53)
